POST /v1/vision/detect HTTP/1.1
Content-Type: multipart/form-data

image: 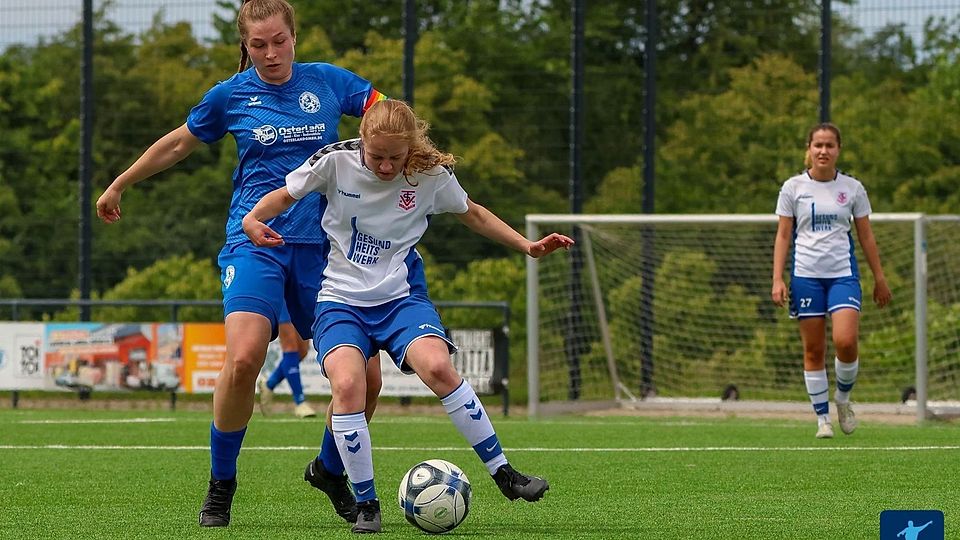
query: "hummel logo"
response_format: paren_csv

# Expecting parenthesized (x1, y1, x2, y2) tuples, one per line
(348, 443, 361, 454)
(247, 96, 263, 106)
(470, 410, 483, 420)
(418, 323, 444, 332)
(344, 432, 359, 442)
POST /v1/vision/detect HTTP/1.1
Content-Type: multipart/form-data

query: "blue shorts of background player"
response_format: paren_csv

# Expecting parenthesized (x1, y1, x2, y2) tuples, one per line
(217, 242, 321, 340)
(789, 275, 862, 319)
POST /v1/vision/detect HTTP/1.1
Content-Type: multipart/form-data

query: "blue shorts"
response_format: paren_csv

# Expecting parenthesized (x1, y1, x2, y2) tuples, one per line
(789, 276, 862, 319)
(217, 242, 324, 340)
(312, 295, 456, 376)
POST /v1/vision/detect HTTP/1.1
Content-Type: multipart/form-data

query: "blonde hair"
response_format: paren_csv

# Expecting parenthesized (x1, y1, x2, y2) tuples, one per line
(236, 0, 296, 73)
(359, 100, 456, 176)
(803, 122, 842, 168)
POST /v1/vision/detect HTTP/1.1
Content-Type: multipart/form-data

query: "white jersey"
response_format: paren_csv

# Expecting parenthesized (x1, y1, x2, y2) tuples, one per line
(286, 139, 469, 306)
(775, 170, 872, 279)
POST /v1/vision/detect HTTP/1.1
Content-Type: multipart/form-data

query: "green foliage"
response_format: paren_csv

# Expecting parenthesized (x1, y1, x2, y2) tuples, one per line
(4, 0, 960, 405)
(429, 256, 530, 391)
(57, 255, 220, 323)
(585, 166, 643, 214)
(657, 54, 817, 213)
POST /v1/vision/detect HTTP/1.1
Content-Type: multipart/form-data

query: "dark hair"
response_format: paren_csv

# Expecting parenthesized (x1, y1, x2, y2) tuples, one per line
(236, 0, 296, 73)
(804, 122, 842, 168)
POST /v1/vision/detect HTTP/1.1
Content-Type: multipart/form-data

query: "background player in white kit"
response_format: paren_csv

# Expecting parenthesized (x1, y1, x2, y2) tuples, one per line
(244, 99, 573, 533)
(771, 122, 892, 439)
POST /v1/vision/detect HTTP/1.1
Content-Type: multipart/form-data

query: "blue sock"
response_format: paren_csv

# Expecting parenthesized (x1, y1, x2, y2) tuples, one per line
(266, 356, 287, 390)
(281, 351, 306, 404)
(319, 426, 346, 476)
(210, 423, 246, 480)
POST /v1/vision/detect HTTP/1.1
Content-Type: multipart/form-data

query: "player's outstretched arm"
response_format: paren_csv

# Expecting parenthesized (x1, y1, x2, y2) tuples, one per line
(242, 187, 297, 247)
(96, 123, 202, 224)
(456, 198, 574, 258)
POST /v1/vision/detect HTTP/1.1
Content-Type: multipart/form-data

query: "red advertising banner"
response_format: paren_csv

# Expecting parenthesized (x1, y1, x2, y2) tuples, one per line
(43, 323, 183, 392)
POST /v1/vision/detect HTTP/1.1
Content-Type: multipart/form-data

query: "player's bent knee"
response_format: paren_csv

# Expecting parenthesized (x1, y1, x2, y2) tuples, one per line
(416, 359, 460, 390)
(223, 354, 264, 387)
(329, 371, 366, 396)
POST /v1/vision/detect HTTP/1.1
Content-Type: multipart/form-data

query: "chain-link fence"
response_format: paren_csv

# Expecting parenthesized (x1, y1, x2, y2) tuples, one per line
(1, 1, 958, 312)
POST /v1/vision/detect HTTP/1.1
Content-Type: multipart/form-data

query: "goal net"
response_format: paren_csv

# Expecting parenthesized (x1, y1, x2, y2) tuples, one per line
(525, 213, 960, 419)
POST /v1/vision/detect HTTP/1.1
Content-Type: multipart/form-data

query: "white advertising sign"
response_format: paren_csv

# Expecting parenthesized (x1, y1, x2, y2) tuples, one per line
(0, 323, 47, 390)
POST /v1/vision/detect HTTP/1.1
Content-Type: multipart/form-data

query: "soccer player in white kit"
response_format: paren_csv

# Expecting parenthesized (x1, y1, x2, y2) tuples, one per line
(244, 99, 572, 533)
(771, 123, 892, 439)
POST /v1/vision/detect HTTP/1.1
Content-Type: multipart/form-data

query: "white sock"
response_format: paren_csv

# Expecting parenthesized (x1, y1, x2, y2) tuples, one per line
(332, 411, 376, 502)
(440, 380, 508, 474)
(804, 369, 830, 422)
(834, 357, 859, 404)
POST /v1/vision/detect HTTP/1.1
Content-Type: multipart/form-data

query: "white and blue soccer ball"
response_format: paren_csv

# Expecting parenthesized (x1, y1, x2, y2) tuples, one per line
(398, 459, 472, 534)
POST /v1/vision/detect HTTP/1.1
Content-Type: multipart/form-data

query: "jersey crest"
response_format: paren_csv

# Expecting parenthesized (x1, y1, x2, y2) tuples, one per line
(398, 189, 417, 211)
(299, 91, 321, 113)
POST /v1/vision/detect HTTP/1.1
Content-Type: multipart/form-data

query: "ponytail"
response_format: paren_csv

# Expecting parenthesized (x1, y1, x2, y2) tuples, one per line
(238, 42, 249, 72)
(237, 0, 253, 72)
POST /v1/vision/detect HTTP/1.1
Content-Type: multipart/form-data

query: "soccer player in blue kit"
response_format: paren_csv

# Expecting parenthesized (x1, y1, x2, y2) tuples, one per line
(244, 99, 573, 533)
(95, 0, 385, 527)
(771, 123, 892, 439)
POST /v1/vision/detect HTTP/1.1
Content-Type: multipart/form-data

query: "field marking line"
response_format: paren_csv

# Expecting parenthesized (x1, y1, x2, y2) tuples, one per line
(0, 444, 958, 452)
(17, 418, 176, 424)
(11, 417, 822, 429)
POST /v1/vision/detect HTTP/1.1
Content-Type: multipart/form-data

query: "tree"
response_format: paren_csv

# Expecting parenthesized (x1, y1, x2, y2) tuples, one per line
(654, 54, 817, 213)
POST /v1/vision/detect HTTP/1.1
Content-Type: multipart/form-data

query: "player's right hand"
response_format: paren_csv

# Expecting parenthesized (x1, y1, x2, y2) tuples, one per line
(771, 280, 788, 307)
(96, 187, 123, 223)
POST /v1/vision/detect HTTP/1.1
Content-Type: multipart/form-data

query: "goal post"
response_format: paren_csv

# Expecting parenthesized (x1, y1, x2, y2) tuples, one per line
(526, 213, 960, 422)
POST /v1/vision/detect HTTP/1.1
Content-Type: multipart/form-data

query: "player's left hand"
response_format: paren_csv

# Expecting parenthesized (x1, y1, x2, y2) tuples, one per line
(527, 233, 575, 258)
(874, 279, 892, 308)
(243, 215, 284, 247)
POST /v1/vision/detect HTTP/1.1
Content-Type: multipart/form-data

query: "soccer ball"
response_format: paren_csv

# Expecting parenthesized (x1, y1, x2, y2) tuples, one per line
(398, 459, 472, 534)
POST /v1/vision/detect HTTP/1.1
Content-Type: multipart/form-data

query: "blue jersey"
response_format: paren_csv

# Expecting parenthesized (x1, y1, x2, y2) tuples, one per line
(187, 62, 385, 245)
